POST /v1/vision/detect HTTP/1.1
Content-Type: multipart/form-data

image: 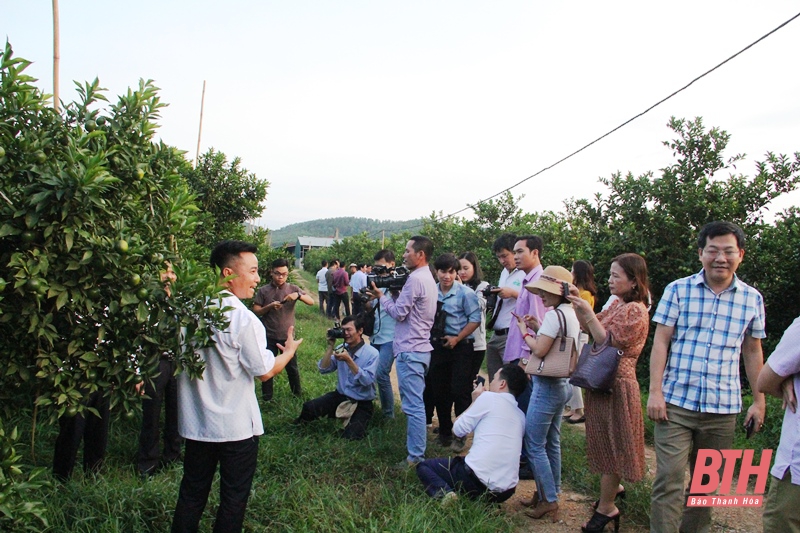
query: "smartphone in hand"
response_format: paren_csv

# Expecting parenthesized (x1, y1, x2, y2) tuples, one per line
(474, 375, 486, 389)
(745, 418, 755, 439)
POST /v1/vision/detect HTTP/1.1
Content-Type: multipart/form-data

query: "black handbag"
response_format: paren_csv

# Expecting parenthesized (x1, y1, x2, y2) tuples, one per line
(569, 332, 623, 393)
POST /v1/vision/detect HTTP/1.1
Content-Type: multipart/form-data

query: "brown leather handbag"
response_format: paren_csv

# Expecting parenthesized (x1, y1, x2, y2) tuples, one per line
(524, 309, 578, 378)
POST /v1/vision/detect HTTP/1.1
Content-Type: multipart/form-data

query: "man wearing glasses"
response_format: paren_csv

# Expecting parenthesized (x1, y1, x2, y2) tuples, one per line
(648, 221, 767, 533)
(253, 258, 314, 401)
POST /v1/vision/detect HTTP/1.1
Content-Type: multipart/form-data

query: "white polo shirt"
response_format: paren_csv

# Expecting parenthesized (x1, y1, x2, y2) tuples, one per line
(453, 391, 525, 492)
(178, 293, 275, 442)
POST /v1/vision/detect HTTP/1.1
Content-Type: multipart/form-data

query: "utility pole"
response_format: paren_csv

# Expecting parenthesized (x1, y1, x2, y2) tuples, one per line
(194, 80, 206, 168)
(52, 0, 60, 112)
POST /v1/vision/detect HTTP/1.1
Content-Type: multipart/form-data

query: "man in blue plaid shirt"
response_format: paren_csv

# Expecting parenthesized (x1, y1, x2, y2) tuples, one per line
(647, 221, 767, 533)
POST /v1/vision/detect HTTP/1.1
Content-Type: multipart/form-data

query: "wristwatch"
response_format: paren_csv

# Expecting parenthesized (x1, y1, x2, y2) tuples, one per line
(521, 358, 529, 366)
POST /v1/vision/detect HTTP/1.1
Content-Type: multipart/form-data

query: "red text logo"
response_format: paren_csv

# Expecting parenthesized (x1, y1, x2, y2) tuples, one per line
(686, 449, 772, 507)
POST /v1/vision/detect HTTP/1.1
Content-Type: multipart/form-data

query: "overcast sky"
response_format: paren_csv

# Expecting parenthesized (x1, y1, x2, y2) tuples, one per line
(4, 1, 799, 231)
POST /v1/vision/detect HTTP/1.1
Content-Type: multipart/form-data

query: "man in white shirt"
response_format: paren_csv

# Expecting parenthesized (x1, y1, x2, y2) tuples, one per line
(416, 364, 527, 504)
(485, 233, 525, 382)
(758, 315, 800, 532)
(350, 263, 368, 316)
(172, 240, 302, 533)
(315, 260, 329, 316)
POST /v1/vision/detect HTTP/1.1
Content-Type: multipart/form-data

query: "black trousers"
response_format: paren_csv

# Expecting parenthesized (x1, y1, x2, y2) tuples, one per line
(52, 389, 110, 481)
(172, 436, 259, 533)
(138, 358, 182, 474)
(318, 291, 328, 314)
(351, 294, 364, 317)
(329, 291, 350, 319)
(261, 338, 301, 400)
(425, 342, 474, 438)
(298, 390, 374, 440)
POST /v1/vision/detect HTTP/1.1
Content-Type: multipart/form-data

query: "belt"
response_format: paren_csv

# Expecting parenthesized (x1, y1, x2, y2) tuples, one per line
(493, 328, 509, 336)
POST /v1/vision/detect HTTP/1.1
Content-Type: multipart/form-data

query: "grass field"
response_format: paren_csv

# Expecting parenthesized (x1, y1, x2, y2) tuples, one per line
(12, 281, 524, 532)
(13, 270, 772, 531)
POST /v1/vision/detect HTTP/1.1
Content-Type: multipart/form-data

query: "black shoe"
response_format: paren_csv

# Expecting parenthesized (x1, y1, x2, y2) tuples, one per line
(518, 465, 534, 480)
(592, 488, 626, 510)
(581, 510, 621, 532)
(437, 434, 453, 447)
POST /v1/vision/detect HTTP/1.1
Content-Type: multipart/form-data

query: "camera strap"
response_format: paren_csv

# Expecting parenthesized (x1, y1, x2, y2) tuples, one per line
(486, 298, 502, 330)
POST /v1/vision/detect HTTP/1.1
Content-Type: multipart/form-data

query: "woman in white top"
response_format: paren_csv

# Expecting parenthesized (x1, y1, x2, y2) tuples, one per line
(515, 265, 580, 522)
(458, 251, 489, 382)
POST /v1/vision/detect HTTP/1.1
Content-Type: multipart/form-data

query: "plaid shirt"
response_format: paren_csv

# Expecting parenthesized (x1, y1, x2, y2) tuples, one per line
(652, 270, 766, 414)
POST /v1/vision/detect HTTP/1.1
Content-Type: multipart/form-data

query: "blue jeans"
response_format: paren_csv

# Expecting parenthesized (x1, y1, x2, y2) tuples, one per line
(395, 351, 430, 463)
(524, 375, 571, 503)
(373, 342, 395, 418)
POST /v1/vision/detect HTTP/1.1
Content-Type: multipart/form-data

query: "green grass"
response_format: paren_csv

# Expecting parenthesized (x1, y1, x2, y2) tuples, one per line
(11, 274, 781, 531)
(13, 286, 517, 532)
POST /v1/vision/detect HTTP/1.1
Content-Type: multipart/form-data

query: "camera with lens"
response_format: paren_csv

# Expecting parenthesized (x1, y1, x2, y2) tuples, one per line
(367, 265, 410, 291)
(326, 321, 345, 339)
(482, 285, 500, 315)
(353, 289, 371, 304)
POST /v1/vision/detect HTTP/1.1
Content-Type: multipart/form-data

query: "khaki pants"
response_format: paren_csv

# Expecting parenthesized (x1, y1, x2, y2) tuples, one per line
(485, 332, 507, 382)
(650, 404, 736, 533)
(763, 470, 800, 533)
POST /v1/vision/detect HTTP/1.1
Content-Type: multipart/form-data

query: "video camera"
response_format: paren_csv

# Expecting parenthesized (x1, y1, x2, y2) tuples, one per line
(366, 265, 410, 292)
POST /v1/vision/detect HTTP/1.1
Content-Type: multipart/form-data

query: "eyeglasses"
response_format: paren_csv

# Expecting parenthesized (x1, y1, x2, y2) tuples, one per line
(272, 271, 289, 277)
(702, 248, 740, 259)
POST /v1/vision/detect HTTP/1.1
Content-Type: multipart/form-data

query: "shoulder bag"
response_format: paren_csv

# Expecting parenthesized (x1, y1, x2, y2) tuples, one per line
(524, 308, 578, 378)
(569, 332, 623, 393)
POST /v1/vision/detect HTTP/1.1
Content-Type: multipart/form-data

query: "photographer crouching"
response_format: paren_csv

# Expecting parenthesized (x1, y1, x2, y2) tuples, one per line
(293, 315, 379, 440)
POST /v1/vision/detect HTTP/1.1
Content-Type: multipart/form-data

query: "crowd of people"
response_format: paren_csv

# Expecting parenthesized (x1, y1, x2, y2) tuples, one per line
(51, 221, 800, 533)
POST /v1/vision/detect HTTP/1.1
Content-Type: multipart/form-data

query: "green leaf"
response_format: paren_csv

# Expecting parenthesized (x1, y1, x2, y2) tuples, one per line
(136, 301, 149, 323)
(80, 352, 99, 363)
(55, 290, 69, 310)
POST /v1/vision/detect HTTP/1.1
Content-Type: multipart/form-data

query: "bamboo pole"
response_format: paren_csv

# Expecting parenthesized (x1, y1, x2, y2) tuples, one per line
(52, 0, 60, 112)
(194, 80, 206, 168)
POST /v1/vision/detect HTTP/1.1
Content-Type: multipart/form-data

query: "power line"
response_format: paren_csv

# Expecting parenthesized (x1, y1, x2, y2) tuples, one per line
(364, 10, 800, 240)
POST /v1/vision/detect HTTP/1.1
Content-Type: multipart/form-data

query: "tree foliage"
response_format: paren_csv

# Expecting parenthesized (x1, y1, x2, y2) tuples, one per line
(0, 44, 226, 421)
(182, 148, 268, 257)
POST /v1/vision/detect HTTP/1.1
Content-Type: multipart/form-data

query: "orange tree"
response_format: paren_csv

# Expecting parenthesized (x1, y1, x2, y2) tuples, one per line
(0, 43, 225, 423)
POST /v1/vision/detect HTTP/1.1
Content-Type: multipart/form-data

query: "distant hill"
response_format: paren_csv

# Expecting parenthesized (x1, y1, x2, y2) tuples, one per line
(267, 217, 422, 247)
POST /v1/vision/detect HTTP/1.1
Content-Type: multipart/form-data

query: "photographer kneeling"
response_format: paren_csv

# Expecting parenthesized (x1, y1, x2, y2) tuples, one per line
(293, 315, 379, 440)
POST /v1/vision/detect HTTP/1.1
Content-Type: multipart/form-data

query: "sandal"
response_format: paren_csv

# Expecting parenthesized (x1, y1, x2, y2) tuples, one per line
(592, 487, 625, 510)
(581, 510, 621, 532)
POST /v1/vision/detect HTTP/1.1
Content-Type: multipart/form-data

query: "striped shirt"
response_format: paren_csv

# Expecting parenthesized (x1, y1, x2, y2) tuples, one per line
(652, 270, 766, 414)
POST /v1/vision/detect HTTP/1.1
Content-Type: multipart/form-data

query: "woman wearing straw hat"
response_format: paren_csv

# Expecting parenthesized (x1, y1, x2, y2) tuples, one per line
(514, 265, 580, 522)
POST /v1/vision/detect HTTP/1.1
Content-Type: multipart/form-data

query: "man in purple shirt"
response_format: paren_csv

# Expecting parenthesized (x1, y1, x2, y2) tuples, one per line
(331, 261, 351, 319)
(367, 236, 437, 469)
(503, 235, 548, 366)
